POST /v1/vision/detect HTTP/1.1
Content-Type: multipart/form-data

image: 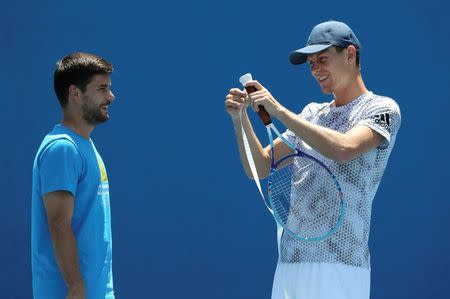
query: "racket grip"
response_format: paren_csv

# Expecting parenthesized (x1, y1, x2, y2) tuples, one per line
(244, 86, 272, 126)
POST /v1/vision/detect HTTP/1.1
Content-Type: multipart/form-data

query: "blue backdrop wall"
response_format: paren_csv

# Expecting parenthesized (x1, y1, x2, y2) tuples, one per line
(1, 0, 449, 298)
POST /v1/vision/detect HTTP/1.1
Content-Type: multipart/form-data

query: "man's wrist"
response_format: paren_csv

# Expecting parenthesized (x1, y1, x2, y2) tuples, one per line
(232, 108, 247, 122)
(276, 106, 289, 121)
(67, 277, 85, 289)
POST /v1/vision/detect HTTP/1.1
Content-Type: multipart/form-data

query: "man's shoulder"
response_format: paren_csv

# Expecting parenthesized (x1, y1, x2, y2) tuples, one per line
(39, 124, 90, 154)
(46, 137, 78, 151)
(41, 133, 77, 152)
(365, 93, 400, 113)
(37, 131, 81, 163)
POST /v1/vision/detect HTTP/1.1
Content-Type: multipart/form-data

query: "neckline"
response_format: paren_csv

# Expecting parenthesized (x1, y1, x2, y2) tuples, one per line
(56, 124, 92, 142)
(329, 91, 373, 111)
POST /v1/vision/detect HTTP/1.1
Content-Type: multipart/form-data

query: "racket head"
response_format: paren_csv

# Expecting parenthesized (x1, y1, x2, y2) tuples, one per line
(267, 151, 344, 242)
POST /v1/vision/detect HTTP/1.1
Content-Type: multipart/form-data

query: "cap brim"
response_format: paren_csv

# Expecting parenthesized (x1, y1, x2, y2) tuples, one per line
(289, 44, 333, 65)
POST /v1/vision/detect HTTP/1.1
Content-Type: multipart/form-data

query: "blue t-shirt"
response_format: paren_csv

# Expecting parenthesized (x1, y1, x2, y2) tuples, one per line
(31, 124, 114, 299)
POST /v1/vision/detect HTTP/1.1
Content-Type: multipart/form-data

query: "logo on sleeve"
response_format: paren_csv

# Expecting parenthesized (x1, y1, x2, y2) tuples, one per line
(374, 113, 390, 132)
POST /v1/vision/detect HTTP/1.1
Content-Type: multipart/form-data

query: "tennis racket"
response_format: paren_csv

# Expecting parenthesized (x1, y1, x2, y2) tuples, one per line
(239, 73, 345, 241)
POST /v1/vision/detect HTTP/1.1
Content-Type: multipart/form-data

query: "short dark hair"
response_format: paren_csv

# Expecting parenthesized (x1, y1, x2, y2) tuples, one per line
(335, 46, 360, 70)
(54, 52, 113, 108)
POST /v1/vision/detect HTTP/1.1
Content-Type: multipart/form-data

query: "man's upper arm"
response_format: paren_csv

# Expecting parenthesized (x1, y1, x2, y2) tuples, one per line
(264, 137, 294, 163)
(342, 125, 385, 160)
(356, 97, 402, 150)
(343, 97, 401, 161)
(43, 191, 74, 225)
(38, 139, 83, 197)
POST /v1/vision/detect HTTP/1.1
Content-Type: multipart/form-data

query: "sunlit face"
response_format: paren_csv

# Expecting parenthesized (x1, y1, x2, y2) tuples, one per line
(80, 74, 115, 125)
(306, 47, 350, 94)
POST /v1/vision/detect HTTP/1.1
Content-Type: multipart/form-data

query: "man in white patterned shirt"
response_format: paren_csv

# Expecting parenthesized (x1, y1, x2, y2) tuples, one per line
(225, 20, 401, 299)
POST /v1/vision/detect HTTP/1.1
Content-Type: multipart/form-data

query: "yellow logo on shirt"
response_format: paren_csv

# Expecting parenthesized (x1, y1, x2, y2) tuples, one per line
(97, 158, 108, 183)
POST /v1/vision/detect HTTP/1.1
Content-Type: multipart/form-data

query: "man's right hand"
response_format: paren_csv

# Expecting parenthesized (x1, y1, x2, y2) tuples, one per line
(225, 88, 248, 119)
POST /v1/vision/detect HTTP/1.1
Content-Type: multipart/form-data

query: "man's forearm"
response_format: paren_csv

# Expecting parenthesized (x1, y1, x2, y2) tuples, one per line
(277, 108, 351, 162)
(232, 110, 270, 179)
(48, 223, 85, 289)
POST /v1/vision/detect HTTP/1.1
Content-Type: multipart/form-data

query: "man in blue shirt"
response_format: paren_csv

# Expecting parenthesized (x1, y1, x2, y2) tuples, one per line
(32, 52, 116, 299)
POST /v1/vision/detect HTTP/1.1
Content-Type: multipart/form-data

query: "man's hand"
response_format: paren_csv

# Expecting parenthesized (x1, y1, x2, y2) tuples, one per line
(225, 88, 249, 119)
(244, 80, 286, 119)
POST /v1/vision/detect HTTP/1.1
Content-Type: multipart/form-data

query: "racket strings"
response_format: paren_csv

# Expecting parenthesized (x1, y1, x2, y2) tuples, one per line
(269, 156, 342, 240)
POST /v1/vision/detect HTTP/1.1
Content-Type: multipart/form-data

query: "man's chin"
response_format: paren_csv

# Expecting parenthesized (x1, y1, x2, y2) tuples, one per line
(320, 87, 332, 95)
(100, 112, 110, 122)
(84, 115, 109, 125)
(96, 116, 109, 124)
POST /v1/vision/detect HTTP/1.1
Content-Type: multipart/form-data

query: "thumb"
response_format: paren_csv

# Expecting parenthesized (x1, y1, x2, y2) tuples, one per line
(244, 80, 264, 92)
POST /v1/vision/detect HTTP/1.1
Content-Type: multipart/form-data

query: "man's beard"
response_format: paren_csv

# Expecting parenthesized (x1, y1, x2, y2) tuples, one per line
(81, 99, 109, 125)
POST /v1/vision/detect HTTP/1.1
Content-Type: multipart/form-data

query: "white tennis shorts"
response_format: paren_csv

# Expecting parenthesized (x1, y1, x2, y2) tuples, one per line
(271, 262, 370, 299)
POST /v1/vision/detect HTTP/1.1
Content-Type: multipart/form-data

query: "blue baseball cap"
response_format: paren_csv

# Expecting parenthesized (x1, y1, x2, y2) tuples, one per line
(289, 20, 361, 65)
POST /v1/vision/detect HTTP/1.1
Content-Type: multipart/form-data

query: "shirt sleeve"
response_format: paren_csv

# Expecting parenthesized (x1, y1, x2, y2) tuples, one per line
(357, 97, 401, 149)
(38, 138, 83, 197)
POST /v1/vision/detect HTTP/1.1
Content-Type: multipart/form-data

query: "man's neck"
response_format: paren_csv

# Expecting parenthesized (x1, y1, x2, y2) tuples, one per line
(61, 113, 94, 140)
(332, 75, 368, 107)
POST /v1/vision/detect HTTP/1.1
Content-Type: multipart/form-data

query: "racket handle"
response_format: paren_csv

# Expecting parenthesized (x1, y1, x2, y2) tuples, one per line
(244, 86, 272, 126)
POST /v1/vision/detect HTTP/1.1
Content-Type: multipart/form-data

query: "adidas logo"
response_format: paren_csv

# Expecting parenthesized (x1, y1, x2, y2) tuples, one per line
(374, 113, 390, 132)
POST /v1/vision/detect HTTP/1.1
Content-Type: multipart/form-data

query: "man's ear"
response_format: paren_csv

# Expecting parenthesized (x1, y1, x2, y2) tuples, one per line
(346, 45, 357, 64)
(68, 85, 82, 104)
